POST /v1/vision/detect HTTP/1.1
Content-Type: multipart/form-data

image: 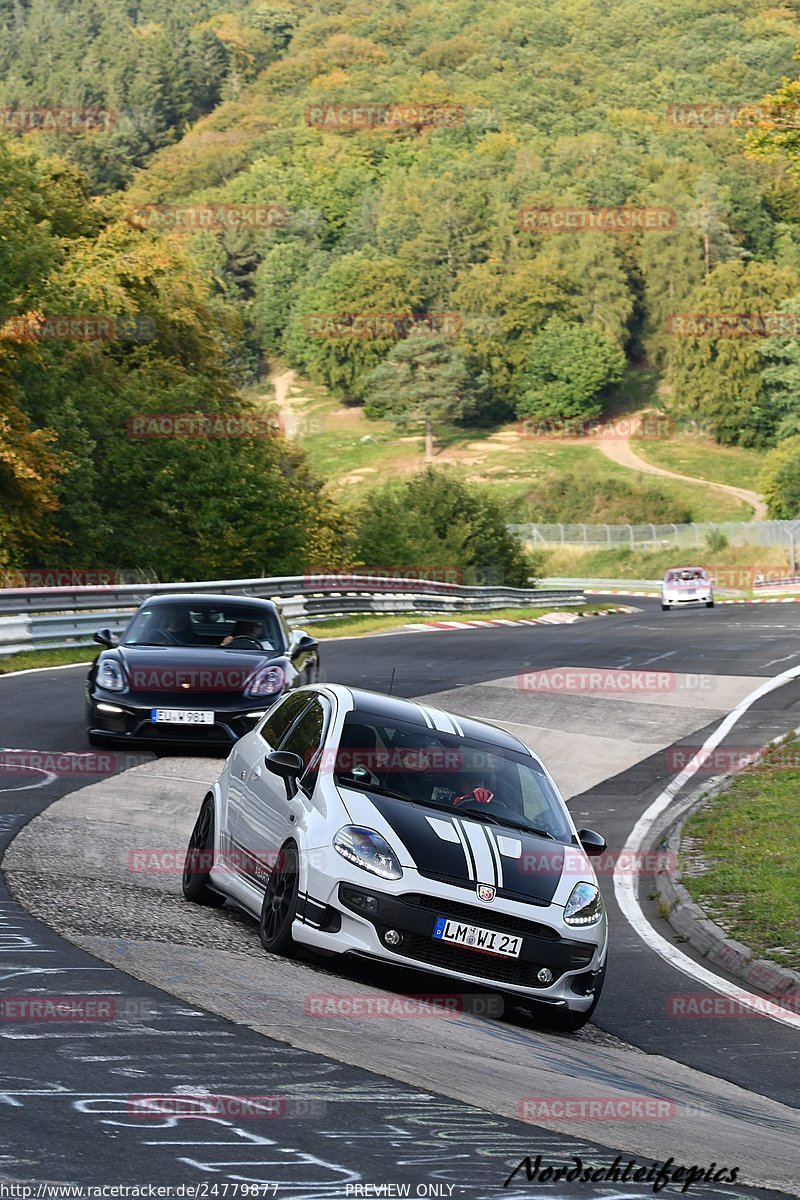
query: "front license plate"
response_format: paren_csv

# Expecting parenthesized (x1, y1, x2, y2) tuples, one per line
(433, 917, 521, 958)
(150, 709, 214, 725)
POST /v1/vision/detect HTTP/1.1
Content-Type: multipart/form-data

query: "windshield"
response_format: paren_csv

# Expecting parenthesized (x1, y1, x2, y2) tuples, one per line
(334, 712, 574, 843)
(665, 569, 706, 584)
(123, 602, 283, 651)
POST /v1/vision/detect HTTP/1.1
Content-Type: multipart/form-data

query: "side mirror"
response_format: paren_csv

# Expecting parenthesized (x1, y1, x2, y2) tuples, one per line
(265, 750, 304, 780)
(292, 630, 318, 652)
(577, 828, 606, 857)
(93, 629, 116, 648)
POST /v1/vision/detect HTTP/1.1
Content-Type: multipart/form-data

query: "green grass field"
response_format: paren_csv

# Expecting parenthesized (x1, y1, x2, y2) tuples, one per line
(681, 746, 800, 969)
(263, 369, 752, 524)
(630, 436, 763, 491)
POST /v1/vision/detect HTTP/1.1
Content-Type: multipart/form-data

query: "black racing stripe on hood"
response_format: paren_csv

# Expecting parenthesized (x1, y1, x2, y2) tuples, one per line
(367, 794, 564, 905)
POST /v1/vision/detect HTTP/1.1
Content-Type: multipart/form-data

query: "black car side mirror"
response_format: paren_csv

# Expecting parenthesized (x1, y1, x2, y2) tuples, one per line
(93, 629, 116, 648)
(577, 828, 607, 857)
(265, 751, 304, 780)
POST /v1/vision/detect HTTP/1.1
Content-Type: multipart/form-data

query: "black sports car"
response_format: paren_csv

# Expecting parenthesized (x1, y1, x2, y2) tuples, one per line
(86, 594, 319, 748)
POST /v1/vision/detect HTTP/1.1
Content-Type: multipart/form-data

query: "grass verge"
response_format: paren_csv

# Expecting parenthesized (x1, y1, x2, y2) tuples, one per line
(0, 647, 95, 674)
(306, 604, 613, 638)
(680, 745, 800, 970)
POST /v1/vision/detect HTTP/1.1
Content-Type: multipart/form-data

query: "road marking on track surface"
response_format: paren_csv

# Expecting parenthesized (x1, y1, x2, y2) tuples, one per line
(614, 663, 800, 1030)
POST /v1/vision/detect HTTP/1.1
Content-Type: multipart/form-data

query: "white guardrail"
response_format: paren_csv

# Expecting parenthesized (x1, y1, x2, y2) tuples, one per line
(0, 574, 586, 657)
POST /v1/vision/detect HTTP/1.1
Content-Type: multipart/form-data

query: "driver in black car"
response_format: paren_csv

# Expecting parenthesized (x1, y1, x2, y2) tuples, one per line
(221, 619, 264, 647)
(150, 609, 191, 646)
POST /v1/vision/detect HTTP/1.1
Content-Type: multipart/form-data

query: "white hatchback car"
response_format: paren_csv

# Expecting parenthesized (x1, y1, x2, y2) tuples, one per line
(661, 566, 714, 610)
(182, 684, 609, 1031)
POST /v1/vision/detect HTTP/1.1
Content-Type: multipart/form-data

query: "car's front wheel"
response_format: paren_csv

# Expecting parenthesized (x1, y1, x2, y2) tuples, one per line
(182, 797, 226, 907)
(259, 843, 299, 956)
(706, 600, 714, 608)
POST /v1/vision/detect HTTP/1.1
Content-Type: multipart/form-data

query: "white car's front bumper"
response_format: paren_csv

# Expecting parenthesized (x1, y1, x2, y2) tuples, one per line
(293, 862, 607, 1012)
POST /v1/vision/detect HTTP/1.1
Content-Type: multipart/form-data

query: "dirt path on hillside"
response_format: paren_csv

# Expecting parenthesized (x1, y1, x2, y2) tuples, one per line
(597, 416, 767, 519)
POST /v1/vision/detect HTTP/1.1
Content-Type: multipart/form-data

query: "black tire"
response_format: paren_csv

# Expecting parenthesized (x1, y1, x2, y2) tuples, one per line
(528, 961, 607, 1034)
(87, 732, 105, 747)
(706, 600, 714, 608)
(259, 843, 300, 956)
(182, 798, 226, 907)
(661, 604, 669, 612)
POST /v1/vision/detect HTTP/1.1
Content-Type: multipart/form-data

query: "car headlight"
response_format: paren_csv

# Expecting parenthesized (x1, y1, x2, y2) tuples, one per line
(245, 665, 285, 697)
(334, 826, 403, 880)
(564, 882, 604, 926)
(97, 658, 127, 693)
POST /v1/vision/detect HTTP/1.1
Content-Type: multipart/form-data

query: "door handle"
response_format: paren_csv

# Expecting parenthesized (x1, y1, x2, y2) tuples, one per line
(252, 766, 262, 779)
(240, 770, 246, 780)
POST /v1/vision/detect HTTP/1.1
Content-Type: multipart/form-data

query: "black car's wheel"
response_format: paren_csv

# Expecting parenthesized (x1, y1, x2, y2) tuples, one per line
(527, 961, 607, 1034)
(182, 797, 226, 907)
(259, 843, 299, 956)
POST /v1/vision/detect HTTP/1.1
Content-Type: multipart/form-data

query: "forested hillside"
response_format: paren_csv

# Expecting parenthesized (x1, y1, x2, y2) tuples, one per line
(6, 0, 800, 578)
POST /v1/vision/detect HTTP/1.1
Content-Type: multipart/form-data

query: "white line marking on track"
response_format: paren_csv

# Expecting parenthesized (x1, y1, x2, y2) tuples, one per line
(614, 663, 800, 1029)
(760, 651, 800, 669)
(640, 651, 677, 666)
(0, 661, 90, 679)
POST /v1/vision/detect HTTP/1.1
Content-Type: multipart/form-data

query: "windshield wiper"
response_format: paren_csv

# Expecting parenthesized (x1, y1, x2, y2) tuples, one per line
(456, 809, 557, 838)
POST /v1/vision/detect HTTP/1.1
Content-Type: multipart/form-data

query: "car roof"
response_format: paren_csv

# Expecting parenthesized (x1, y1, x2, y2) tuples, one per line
(664, 566, 706, 574)
(336, 685, 532, 756)
(137, 593, 280, 612)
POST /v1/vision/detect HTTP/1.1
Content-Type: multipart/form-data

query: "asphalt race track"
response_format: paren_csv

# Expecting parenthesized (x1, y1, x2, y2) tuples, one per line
(2, 596, 800, 1197)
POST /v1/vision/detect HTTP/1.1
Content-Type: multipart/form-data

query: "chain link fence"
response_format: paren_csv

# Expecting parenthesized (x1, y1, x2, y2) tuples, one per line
(508, 520, 800, 552)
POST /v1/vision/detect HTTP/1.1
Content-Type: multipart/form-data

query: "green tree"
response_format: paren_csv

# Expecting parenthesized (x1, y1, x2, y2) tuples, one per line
(364, 333, 471, 460)
(665, 261, 799, 444)
(759, 435, 800, 517)
(515, 317, 625, 422)
(350, 468, 536, 587)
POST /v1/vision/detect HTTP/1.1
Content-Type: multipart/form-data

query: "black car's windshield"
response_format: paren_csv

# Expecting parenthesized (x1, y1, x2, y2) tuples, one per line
(123, 602, 283, 651)
(334, 712, 573, 843)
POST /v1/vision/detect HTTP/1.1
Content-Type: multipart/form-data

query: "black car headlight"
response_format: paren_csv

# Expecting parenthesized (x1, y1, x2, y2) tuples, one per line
(564, 882, 604, 926)
(334, 826, 403, 880)
(97, 659, 127, 693)
(245, 665, 285, 697)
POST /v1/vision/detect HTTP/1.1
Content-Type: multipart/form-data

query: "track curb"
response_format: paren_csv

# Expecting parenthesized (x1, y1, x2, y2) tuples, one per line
(654, 776, 800, 1000)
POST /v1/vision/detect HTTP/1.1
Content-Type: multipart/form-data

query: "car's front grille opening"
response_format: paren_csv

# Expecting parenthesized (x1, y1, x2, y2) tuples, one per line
(387, 930, 559, 987)
(401, 893, 560, 940)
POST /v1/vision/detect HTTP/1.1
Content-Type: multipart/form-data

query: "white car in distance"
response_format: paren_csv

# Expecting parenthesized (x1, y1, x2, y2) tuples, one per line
(661, 566, 714, 611)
